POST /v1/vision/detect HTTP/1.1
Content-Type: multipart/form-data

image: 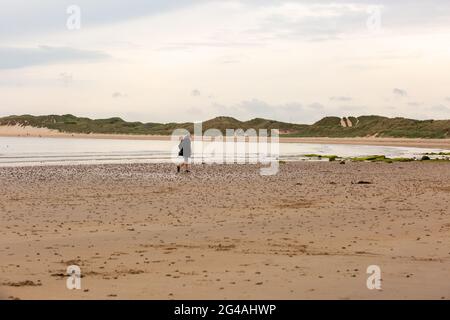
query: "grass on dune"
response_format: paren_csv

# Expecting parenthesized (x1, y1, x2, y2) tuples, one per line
(1, 114, 449, 139)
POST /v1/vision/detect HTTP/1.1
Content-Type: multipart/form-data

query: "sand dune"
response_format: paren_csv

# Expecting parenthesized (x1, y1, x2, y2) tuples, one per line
(0, 162, 449, 299)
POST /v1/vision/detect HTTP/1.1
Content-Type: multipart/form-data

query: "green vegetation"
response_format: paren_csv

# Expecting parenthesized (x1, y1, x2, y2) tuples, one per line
(0, 114, 191, 135)
(349, 155, 415, 163)
(300, 153, 450, 163)
(283, 115, 450, 139)
(301, 154, 449, 163)
(421, 152, 450, 161)
(303, 154, 339, 161)
(349, 155, 387, 162)
(0, 114, 449, 138)
(424, 152, 450, 156)
(0, 114, 299, 136)
(385, 158, 415, 163)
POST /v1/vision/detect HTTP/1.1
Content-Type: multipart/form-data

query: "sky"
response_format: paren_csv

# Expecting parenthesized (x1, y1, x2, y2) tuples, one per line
(1, 0, 450, 124)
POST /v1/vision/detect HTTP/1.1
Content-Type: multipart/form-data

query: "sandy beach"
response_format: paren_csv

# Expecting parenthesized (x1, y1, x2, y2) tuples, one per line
(1, 125, 450, 149)
(0, 162, 449, 300)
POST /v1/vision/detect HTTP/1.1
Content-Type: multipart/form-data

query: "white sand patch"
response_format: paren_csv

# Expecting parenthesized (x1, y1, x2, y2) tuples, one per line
(0, 125, 62, 137)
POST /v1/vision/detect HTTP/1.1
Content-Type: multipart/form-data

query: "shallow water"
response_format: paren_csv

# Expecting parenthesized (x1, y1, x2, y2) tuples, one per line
(0, 136, 448, 167)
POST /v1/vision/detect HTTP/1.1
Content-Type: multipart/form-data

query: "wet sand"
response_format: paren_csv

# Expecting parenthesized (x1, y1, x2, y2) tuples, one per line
(0, 162, 449, 300)
(1, 125, 450, 149)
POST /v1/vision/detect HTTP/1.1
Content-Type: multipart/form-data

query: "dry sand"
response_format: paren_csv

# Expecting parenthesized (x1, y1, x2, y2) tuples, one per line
(1, 125, 450, 149)
(0, 162, 449, 300)
(0, 125, 172, 141)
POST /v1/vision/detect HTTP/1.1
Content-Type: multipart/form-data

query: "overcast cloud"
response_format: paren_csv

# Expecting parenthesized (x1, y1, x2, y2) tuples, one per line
(0, 1, 449, 122)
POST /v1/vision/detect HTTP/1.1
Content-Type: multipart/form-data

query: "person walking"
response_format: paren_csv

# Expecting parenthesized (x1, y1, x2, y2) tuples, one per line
(177, 133, 192, 173)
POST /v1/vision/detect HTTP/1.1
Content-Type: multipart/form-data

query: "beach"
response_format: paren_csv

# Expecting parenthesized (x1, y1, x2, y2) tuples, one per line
(0, 162, 449, 300)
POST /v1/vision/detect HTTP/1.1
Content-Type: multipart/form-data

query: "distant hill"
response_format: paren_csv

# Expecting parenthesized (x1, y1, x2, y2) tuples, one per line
(0, 114, 449, 138)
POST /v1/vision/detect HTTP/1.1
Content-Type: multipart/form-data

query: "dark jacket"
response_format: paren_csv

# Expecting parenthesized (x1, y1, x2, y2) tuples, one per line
(179, 135, 192, 157)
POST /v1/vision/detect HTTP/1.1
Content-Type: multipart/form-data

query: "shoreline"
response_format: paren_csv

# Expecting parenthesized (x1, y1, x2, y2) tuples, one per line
(1, 162, 449, 299)
(1, 125, 450, 149)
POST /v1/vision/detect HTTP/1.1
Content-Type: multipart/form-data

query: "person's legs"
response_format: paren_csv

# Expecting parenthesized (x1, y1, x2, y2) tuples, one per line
(177, 158, 184, 173)
(184, 157, 190, 172)
(177, 157, 190, 173)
